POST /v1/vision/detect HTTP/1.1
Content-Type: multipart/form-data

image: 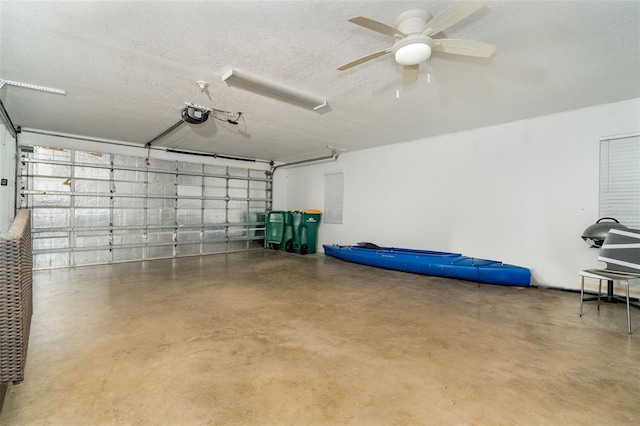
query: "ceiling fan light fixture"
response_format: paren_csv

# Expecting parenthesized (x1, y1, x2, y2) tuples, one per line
(394, 43, 432, 65)
(339, 1, 494, 74)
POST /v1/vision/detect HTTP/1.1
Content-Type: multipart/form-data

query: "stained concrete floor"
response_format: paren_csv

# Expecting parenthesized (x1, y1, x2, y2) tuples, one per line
(1, 250, 639, 425)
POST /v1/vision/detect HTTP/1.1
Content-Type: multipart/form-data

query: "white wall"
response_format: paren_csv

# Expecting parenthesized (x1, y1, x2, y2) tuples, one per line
(0, 123, 17, 233)
(275, 98, 640, 290)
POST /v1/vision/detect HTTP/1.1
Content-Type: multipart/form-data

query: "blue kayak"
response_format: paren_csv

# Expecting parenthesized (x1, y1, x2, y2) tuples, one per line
(323, 243, 531, 287)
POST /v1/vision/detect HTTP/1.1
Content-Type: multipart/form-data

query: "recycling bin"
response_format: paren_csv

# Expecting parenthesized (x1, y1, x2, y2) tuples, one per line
(265, 211, 294, 252)
(291, 210, 322, 255)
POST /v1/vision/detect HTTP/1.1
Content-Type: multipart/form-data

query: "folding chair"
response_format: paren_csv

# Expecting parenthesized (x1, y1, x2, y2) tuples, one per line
(579, 228, 640, 334)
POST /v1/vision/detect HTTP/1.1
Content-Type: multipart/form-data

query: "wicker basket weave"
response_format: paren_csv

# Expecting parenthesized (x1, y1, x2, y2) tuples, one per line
(0, 210, 33, 385)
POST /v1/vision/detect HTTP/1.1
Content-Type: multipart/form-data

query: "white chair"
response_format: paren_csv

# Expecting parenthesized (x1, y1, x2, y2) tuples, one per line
(579, 228, 640, 334)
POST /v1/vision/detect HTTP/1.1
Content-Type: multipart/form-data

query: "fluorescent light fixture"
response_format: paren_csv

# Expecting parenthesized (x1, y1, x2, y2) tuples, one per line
(0, 79, 66, 95)
(222, 69, 326, 111)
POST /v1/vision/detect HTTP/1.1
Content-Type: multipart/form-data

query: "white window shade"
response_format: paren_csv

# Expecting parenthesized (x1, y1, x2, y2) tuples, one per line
(599, 135, 640, 229)
(324, 172, 344, 224)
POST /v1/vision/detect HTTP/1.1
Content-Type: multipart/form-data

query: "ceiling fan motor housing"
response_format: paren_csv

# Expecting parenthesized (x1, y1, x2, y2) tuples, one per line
(395, 9, 432, 34)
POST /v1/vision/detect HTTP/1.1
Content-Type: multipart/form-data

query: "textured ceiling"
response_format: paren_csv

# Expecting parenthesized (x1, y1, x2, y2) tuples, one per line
(1, 1, 639, 162)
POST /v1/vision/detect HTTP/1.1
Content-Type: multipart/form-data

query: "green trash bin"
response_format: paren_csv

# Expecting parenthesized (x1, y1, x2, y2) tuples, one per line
(265, 211, 294, 252)
(291, 210, 322, 255)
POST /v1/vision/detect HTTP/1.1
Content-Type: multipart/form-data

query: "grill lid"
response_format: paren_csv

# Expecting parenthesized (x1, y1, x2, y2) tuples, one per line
(581, 217, 628, 248)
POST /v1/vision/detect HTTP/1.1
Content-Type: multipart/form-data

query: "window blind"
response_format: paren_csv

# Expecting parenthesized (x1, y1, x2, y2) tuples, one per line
(599, 135, 640, 229)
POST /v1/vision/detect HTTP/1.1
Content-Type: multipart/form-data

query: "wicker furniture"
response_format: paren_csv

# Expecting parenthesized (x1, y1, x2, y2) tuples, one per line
(0, 210, 33, 385)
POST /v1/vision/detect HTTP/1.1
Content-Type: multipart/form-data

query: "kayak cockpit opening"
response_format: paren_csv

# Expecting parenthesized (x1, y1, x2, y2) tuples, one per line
(357, 242, 382, 250)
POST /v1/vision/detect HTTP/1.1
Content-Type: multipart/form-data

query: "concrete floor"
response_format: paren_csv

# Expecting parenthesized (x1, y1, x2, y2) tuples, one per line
(1, 250, 639, 425)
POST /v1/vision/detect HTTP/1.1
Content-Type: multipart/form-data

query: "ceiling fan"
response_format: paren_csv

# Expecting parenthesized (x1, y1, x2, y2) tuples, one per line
(337, 0, 496, 82)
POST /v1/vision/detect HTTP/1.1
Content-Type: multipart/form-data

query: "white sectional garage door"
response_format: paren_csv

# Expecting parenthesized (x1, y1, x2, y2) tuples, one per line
(20, 146, 269, 269)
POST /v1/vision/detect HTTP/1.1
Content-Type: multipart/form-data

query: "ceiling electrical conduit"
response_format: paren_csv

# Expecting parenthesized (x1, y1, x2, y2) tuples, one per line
(267, 146, 344, 176)
(265, 146, 345, 211)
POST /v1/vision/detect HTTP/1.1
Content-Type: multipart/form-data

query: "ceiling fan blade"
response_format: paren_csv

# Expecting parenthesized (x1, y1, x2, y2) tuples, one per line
(337, 48, 392, 71)
(349, 16, 406, 38)
(402, 65, 419, 84)
(422, 0, 489, 37)
(433, 38, 496, 57)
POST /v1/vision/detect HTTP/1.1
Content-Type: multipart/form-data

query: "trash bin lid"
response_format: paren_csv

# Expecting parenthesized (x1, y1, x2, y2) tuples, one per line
(302, 209, 321, 214)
